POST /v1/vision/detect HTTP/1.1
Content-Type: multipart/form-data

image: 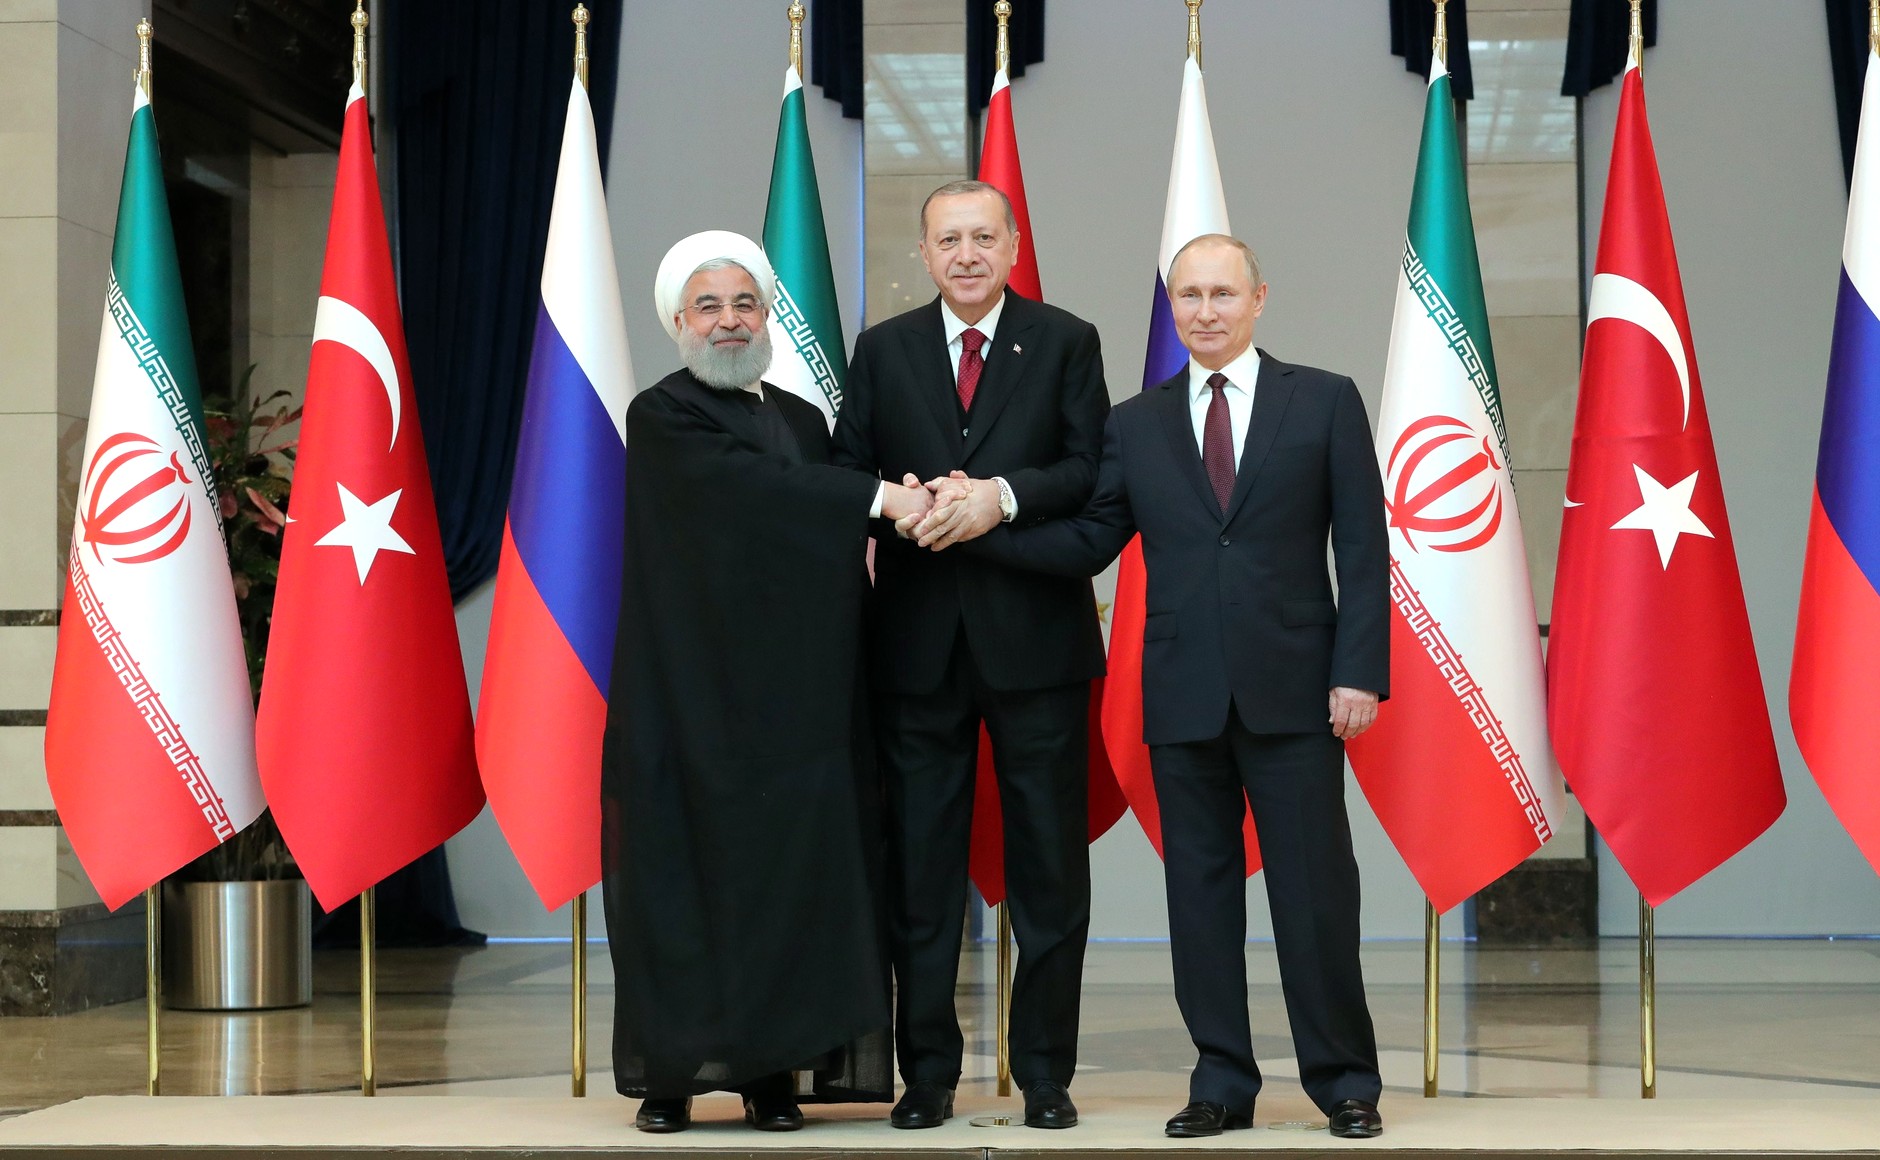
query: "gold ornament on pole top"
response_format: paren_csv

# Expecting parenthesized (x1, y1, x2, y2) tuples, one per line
(1186, 0, 1203, 68)
(135, 18, 154, 101)
(995, 1, 1012, 76)
(1869, 0, 1878, 56)
(789, 1, 806, 78)
(352, 1, 369, 91)
(1432, 0, 1448, 71)
(1626, 0, 1643, 74)
(1639, 893, 1656, 1098)
(573, 4, 590, 91)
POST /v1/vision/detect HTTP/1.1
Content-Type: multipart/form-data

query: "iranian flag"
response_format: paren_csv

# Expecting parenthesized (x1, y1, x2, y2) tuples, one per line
(762, 65, 846, 423)
(1345, 54, 1564, 913)
(45, 79, 264, 911)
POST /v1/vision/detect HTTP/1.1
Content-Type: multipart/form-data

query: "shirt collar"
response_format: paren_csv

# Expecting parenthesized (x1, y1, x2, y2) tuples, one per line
(941, 292, 1007, 348)
(1188, 345, 1262, 400)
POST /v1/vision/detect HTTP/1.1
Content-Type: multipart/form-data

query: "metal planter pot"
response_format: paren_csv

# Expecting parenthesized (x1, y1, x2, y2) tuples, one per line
(162, 879, 313, 1011)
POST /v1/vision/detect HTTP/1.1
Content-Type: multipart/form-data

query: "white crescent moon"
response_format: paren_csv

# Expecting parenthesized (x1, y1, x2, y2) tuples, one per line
(312, 295, 402, 452)
(1585, 272, 1691, 431)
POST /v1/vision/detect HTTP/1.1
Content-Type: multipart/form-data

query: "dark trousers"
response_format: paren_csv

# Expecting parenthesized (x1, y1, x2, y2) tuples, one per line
(1151, 717, 1381, 1115)
(879, 634, 1091, 1088)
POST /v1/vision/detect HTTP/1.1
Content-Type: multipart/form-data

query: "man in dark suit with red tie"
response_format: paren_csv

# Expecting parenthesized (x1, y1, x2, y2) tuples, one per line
(912, 233, 1389, 1140)
(831, 180, 1110, 1131)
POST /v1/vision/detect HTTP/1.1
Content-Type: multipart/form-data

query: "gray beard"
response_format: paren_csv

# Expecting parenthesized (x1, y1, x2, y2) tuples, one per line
(679, 325, 773, 392)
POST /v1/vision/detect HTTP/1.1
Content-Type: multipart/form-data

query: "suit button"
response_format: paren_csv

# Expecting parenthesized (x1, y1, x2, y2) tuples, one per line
(962, 428, 970, 437)
(1218, 535, 1231, 547)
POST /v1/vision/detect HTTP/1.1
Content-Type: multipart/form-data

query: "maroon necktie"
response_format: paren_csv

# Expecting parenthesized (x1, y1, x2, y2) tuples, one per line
(1202, 372, 1235, 511)
(957, 327, 987, 411)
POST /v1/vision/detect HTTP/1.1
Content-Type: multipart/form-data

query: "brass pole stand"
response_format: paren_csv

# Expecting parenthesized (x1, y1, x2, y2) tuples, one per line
(1423, 898, 1438, 1097)
(1639, 892, 1655, 1098)
(996, 900, 1013, 1097)
(361, 885, 377, 1096)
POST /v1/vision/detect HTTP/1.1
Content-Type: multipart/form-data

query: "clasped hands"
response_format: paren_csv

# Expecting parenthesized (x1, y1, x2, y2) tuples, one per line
(881, 470, 999, 550)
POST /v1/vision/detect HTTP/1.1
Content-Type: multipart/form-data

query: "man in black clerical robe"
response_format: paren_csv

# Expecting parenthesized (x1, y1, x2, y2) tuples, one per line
(601, 232, 933, 1134)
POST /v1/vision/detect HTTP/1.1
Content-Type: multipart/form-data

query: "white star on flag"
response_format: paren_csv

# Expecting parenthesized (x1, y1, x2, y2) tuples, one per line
(1610, 464, 1713, 569)
(315, 483, 414, 583)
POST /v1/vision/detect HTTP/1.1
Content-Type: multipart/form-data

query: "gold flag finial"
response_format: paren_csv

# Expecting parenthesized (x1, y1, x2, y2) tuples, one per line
(135, 18, 153, 100)
(351, 1, 368, 90)
(573, 4, 590, 90)
(1869, 0, 1878, 56)
(1432, 0, 1448, 70)
(788, 1, 806, 77)
(1626, 0, 1643, 74)
(1186, 0, 1203, 67)
(995, 1, 1012, 76)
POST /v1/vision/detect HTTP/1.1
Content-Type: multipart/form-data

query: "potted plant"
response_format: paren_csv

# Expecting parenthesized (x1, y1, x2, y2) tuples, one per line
(162, 377, 312, 1011)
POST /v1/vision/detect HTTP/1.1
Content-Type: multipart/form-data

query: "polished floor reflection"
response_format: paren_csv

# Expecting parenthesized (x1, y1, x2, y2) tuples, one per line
(4, 939, 1879, 1117)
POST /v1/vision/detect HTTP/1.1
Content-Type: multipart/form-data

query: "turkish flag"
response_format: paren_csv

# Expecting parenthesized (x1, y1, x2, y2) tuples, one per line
(1547, 62, 1784, 907)
(966, 67, 1127, 904)
(255, 90, 483, 910)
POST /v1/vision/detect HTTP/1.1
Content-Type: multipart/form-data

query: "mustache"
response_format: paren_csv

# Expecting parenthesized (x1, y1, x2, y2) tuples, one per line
(709, 327, 755, 345)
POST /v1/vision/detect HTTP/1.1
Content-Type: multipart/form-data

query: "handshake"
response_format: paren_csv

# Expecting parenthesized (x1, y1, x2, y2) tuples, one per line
(879, 471, 1001, 551)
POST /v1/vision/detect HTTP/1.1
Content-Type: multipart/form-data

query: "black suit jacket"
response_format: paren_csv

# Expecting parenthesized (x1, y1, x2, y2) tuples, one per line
(832, 292, 1110, 694)
(967, 352, 1389, 744)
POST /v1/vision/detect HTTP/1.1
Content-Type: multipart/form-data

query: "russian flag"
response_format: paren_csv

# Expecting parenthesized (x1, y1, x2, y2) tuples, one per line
(476, 76, 633, 909)
(1792, 42, 1880, 878)
(1102, 54, 1258, 873)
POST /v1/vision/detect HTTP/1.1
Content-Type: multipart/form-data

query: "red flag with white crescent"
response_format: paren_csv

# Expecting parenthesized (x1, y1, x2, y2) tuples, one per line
(255, 88, 482, 910)
(1546, 61, 1784, 906)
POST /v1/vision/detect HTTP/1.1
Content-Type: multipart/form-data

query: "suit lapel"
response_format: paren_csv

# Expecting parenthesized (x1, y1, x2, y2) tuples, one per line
(1153, 370, 1223, 518)
(961, 293, 1039, 462)
(1222, 351, 1296, 525)
(904, 299, 964, 458)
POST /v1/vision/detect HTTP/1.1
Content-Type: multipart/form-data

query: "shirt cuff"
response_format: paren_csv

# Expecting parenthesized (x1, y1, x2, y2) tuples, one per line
(870, 481, 886, 519)
(993, 476, 1017, 522)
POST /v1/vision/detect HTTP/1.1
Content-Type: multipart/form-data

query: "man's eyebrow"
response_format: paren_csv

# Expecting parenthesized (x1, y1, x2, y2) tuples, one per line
(691, 292, 724, 303)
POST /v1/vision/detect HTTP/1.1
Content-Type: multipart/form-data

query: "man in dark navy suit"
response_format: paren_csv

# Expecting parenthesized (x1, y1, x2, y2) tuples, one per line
(832, 181, 1110, 1131)
(912, 234, 1389, 1140)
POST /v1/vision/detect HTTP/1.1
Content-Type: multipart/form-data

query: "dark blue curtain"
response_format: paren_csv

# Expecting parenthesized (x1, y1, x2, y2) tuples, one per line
(383, 0, 623, 603)
(1561, 0, 1657, 97)
(1828, 0, 1871, 189)
(1390, 0, 1474, 101)
(811, 0, 865, 119)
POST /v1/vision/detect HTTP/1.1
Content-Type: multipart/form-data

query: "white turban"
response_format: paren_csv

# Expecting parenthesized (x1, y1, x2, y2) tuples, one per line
(653, 230, 777, 341)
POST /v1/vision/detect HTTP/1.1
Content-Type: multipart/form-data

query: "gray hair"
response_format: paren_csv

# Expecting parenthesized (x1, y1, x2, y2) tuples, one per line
(918, 179, 1018, 239)
(1167, 233, 1263, 289)
(689, 256, 775, 308)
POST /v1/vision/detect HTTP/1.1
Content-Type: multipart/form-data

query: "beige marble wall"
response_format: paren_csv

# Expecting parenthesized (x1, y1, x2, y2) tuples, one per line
(247, 148, 336, 412)
(0, 0, 145, 909)
(863, 0, 965, 324)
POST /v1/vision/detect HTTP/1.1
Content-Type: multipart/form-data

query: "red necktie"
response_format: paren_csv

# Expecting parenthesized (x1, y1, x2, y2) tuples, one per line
(957, 327, 986, 411)
(1202, 372, 1235, 512)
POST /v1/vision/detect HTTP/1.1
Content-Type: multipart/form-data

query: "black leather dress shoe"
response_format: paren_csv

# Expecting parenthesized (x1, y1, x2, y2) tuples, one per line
(1021, 1080, 1079, 1129)
(1165, 1100, 1254, 1138)
(744, 1094, 804, 1132)
(634, 1097, 692, 1133)
(890, 1080, 954, 1129)
(1328, 1098, 1383, 1138)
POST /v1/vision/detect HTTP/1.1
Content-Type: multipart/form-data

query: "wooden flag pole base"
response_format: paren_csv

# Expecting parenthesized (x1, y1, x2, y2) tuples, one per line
(361, 885, 376, 1096)
(1639, 892, 1656, 1098)
(1423, 898, 1438, 1098)
(146, 884, 161, 1096)
(572, 892, 587, 1097)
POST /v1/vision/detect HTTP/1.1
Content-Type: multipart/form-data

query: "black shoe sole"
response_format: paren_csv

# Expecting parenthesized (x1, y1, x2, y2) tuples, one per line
(635, 1122, 689, 1134)
(1330, 1125, 1382, 1139)
(1166, 1118, 1252, 1138)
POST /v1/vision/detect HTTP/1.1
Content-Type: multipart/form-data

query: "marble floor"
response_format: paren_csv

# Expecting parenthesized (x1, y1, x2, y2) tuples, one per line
(3, 939, 1879, 1118)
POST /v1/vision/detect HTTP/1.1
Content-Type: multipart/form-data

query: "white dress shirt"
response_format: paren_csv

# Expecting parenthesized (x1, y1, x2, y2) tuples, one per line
(1187, 346, 1261, 469)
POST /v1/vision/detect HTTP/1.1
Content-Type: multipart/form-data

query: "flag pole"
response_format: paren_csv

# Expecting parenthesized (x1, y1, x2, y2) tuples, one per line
(137, 18, 161, 1100)
(1186, 0, 1202, 67)
(1871, 0, 1879, 56)
(565, 3, 594, 1100)
(1423, 899, 1439, 1097)
(1627, 0, 1643, 74)
(989, 0, 1018, 1104)
(361, 885, 377, 1095)
(1639, 892, 1655, 1098)
(1419, 0, 1450, 1106)
(145, 885, 161, 1095)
